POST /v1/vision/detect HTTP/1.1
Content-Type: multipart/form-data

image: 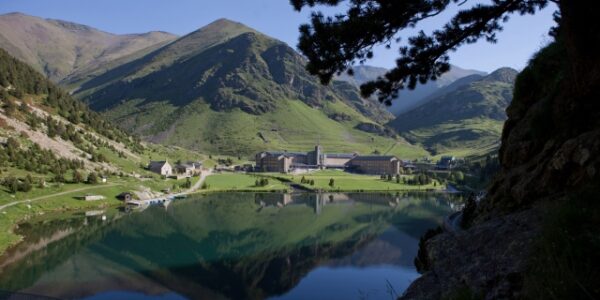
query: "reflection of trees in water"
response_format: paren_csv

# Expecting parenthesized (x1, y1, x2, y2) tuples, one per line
(0, 192, 458, 299)
(0, 214, 121, 292)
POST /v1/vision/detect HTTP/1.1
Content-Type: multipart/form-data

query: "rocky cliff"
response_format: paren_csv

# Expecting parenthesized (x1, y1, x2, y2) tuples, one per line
(401, 2, 600, 299)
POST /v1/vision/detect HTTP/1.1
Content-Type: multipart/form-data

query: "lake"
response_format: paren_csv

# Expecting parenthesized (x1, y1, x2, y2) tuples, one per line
(0, 192, 462, 300)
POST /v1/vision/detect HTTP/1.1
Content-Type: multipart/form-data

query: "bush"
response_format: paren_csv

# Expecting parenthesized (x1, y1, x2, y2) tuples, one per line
(461, 193, 477, 229)
(87, 172, 98, 184)
(414, 226, 443, 273)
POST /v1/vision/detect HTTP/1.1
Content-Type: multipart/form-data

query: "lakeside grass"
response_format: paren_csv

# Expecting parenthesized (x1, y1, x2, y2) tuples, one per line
(262, 169, 444, 192)
(201, 173, 288, 192)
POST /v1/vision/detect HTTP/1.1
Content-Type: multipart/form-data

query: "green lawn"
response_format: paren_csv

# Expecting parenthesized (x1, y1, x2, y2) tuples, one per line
(266, 169, 443, 192)
(202, 173, 288, 192)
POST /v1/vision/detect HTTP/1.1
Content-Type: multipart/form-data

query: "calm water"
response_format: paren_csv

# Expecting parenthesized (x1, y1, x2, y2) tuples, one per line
(0, 192, 462, 300)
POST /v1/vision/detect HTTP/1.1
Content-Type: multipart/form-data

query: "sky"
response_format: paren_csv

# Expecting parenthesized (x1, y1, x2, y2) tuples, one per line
(0, 0, 557, 72)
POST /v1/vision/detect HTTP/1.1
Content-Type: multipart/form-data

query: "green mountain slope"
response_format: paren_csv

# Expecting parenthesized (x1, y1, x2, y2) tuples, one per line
(0, 12, 177, 83)
(389, 67, 518, 156)
(0, 48, 203, 181)
(73, 19, 420, 157)
(337, 65, 486, 115)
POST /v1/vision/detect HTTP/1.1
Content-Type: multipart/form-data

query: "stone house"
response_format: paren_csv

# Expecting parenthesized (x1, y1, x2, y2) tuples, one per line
(174, 161, 202, 176)
(148, 160, 173, 176)
(117, 192, 133, 202)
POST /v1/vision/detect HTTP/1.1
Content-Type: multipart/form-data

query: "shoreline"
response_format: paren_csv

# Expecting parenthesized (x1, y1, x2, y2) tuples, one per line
(0, 187, 462, 256)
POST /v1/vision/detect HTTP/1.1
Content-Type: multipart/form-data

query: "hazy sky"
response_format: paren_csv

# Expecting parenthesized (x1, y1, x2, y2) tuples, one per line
(0, 0, 557, 72)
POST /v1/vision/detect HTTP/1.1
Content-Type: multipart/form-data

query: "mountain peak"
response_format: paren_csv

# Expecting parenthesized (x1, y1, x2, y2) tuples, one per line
(47, 18, 96, 32)
(2, 12, 27, 17)
(194, 18, 256, 35)
(482, 67, 519, 83)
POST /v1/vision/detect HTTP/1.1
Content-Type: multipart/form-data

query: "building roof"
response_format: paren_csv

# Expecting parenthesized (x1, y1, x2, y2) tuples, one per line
(177, 161, 202, 168)
(262, 151, 308, 157)
(325, 153, 356, 159)
(351, 155, 398, 161)
(149, 161, 170, 169)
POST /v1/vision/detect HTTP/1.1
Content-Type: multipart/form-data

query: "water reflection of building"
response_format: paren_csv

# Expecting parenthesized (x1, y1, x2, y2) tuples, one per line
(254, 192, 415, 215)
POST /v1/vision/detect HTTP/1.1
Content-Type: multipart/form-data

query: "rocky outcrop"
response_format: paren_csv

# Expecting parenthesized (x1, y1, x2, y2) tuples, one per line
(355, 122, 395, 137)
(402, 2, 600, 298)
(402, 208, 541, 299)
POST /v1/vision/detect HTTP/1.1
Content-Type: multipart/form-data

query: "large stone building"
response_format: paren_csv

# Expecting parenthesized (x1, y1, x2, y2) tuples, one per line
(255, 145, 355, 173)
(255, 145, 401, 174)
(347, 155, 401, 175)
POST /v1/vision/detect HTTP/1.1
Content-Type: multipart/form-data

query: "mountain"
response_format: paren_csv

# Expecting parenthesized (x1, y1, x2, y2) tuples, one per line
(337, 64, 487, 115)
(0, 12, 177, 83)
(70, 19, 423, 157)
(389, 67, 519, 156)
(0, 48, 203, 182)
(0, 47, 144, 174)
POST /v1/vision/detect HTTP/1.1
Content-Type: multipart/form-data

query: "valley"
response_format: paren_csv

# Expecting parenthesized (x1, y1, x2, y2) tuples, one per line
(0, 13, 514, 255)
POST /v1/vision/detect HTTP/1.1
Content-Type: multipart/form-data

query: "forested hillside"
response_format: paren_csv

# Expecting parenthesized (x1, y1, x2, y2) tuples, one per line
(0, 48, 201, 191)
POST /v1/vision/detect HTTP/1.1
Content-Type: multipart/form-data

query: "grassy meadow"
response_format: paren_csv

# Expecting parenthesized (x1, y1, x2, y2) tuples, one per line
(264, 169, 444, 192)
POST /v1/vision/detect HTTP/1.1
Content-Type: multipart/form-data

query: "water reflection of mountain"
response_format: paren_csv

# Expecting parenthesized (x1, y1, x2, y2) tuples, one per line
(0, 192, 459, 300)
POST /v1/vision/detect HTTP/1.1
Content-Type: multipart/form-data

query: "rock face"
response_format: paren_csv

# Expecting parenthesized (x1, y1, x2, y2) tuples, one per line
(481, 41, 600, 219)
(355, 122, 395, 137)
(402, 2, 600, 298)
(402, 208, 541, 300)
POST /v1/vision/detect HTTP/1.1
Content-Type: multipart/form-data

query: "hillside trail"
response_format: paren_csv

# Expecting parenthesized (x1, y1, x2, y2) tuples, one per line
(0, 183, 119, 211)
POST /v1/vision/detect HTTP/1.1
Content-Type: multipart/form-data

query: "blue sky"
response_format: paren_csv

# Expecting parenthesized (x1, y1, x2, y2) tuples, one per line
(0, 0, 557, 72)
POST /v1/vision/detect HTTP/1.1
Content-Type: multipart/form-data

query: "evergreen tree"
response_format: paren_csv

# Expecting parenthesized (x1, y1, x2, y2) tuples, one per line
(87, 172, 98, 184)
(73, 170, 83, 183)
(292, 0, 553, 104)
(54, 172, 65, 183)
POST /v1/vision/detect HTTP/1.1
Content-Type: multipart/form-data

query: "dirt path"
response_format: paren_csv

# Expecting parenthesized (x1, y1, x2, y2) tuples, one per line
(0, 184, 119, 211)
(1, 170, 212, 212)
(177, 169, 213, 195)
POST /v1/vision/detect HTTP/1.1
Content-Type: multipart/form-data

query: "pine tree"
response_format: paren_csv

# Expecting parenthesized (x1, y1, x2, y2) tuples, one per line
(73, 170, 83, 183)
(87, 172, 98, 184)
(292, 0, 552, 104)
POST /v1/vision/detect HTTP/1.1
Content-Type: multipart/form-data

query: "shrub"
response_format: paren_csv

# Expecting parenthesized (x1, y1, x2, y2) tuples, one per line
(414, 226, 443, 273)
(87, 172, 98, 184)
